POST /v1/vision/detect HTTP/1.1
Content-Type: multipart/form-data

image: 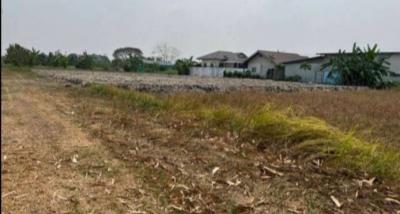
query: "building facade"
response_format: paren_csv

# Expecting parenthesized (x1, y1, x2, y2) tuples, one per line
(190, 51, 248, 77)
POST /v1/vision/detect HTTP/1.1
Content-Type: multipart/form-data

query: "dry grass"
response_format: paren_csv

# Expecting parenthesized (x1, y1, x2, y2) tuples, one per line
(168, 90, 400, 147)
(4, 67, 400, 213)
(83, 84, 400, 180)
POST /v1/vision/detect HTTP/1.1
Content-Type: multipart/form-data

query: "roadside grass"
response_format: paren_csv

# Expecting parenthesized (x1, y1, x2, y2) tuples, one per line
(82, 83, 400, 180)
(4, 67, 400, 179)
(87, 84, 163, 109)
(2, 65, 36, 77)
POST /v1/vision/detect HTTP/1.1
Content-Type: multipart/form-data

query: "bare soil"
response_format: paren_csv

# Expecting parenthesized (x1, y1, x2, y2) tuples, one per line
(2, 70, 399, 213)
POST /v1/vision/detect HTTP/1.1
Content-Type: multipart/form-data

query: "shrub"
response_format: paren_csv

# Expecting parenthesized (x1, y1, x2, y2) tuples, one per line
(285, 75, 302, 82)
(175, 57, 194, 75)
(76, 52, 94, 70)
(223, 70, 262, 79)
(323, 43, 391, 88)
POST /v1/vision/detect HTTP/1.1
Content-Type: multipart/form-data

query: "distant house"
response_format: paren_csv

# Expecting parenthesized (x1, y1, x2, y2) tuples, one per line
(244, 50, 307, 79)
(190, 51, 247, 77)
(284, 52, 400, 84)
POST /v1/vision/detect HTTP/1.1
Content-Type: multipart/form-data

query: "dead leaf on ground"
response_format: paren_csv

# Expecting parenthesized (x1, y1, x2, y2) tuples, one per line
(330, 195, 343, 208)
(226, 179, 241, 186)
(211, 167, 220, 176)
(263, 166, 283, 176)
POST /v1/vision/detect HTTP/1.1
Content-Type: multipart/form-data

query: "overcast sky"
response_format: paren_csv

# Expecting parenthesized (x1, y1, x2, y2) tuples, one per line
(2, 0, 400, 58)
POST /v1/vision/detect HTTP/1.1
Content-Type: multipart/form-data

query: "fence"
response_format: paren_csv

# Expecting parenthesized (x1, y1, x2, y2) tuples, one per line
(190, 67, 246, 77)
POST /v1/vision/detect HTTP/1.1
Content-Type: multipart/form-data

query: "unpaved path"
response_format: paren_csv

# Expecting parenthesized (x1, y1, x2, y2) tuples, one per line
(2, 70, 399, 213)
(1, 72, 161, 213)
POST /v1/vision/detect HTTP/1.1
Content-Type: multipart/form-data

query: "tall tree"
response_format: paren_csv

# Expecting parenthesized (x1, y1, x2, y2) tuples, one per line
(113, 47, 143, 61)
(76, 52, 94, 70)
(67, 53, 79, 67)
(37, 53, 48, 65)
(29, 48, 41, 66)
(91, 54, 111, 70)
(152, 43, 180, 63)
(4, 44, 32, 66)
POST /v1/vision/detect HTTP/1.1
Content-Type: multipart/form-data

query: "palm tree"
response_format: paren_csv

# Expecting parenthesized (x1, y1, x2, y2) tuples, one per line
(300, 62, 312, 71)
(299, 62, 311, 82)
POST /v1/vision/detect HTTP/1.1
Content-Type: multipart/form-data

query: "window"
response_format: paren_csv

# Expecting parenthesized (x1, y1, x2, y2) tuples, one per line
(251, 67, 256, 73)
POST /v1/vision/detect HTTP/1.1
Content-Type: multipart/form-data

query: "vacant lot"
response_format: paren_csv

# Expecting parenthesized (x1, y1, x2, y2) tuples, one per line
(2, 68, 400, 213)
(34, 69, 365, 93)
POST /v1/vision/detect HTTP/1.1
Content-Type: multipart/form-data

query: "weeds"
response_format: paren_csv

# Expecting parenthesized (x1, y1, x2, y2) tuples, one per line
(87, 84, 163, 109)
(81, 83, 400, 179)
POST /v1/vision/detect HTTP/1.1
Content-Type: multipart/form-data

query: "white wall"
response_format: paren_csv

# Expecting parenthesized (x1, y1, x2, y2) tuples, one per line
(190, 67, 245, 77)
(247, 55, 275, 77)
(387, 54, 400, 74)
(386, 55, 400, 82)
(285, 62, 325, 83)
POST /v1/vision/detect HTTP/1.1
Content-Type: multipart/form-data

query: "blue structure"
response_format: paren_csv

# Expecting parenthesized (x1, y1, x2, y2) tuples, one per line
(322, 68, 341, 85)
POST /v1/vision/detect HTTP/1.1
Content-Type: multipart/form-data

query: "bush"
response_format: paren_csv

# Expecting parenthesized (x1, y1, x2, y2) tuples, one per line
(223, 70, 262, 79)
(285, 75, 302, 82)
(76, 52, 94, 70)
(123, 56, 143, 72)
(175, 57, 194, 75)
(324, 43, 391, 88)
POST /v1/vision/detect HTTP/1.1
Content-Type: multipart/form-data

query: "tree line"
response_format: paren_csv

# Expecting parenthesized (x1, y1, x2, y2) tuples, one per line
(2, 43, 195, 75)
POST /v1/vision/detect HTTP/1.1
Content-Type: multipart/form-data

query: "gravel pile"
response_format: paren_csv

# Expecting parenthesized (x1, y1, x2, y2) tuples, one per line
(34, 69, 366, 93)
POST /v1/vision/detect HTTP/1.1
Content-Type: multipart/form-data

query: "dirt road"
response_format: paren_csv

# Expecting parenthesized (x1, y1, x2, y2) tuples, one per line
(2, 70, 399, 213)
(1, 72, 161, 213)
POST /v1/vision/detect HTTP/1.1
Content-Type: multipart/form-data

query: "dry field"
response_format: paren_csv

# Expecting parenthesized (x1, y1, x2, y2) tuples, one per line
(33, 69, 365, 93)
(2, 68, 400, 213)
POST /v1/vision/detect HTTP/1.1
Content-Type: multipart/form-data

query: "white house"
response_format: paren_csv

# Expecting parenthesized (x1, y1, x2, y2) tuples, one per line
(244, 50, 307, 79)
(284, 52, 400, 84)
(190, 51, 248, 77)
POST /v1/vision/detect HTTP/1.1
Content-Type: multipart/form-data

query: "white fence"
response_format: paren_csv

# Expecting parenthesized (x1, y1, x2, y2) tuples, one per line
(190, 67, 246, 77)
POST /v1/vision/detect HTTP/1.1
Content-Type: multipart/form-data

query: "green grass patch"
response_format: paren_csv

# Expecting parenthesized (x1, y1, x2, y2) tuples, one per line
(2, 65, 36, 77)
(199, 105, 400, 179)
(87, 84, 164, 109)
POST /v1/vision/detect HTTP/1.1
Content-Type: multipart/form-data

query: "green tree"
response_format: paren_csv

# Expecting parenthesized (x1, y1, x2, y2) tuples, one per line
(123, 55, 143, 72)
(67, 53, 79, 67)
(51, 51, 68, 68)
(4, 44, 32, 66)
(112, 47, 143, 71)
(29, 48, 41, 66)
(300, 62, 312, 71)
(37, 53, 48, 65)
(323, 43, 391, 88)
(91, 54, 111, 70)
(113, 47, 143, 61)
(76, 52, 94, 70)
(175, 57, 194, 75)
(47, 52, 55, 66)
